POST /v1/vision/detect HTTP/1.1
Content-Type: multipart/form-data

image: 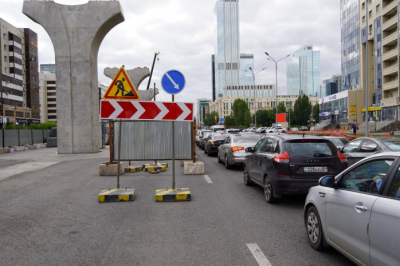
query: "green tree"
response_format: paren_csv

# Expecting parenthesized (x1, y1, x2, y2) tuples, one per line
(204, 111, 219, 127)
(277, 102, 286, 114)
(232, 99, 249, 127)
(294, 94, 312, 126)
(312, 103, 320, 123)
(255, 110, 275, 127)
(244, 111, 251, 128)
(224, 115, 235, 128)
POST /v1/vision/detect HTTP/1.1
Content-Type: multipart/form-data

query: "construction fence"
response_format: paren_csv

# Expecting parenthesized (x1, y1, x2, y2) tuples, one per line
(0, 129, 52, 148)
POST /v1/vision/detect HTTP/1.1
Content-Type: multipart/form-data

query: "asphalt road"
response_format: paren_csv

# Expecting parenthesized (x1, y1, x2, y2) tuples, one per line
(0, 147, 355, 265)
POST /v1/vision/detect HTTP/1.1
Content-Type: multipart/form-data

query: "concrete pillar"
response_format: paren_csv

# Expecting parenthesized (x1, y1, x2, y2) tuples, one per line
(23, 0, 125, 154)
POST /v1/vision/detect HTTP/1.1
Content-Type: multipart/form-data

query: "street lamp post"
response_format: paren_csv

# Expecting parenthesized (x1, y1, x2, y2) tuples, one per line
(246, 67, 266, 127)
(265, 52, 291, 131)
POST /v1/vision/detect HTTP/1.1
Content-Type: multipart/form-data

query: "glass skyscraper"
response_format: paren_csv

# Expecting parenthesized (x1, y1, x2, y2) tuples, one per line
(340, 0, 359, 91)
(214, 0, 253, 100)
(286, 45, 320, 96)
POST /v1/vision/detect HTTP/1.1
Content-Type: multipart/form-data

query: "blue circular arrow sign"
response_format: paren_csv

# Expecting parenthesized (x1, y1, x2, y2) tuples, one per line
(161, 70, 186, 95)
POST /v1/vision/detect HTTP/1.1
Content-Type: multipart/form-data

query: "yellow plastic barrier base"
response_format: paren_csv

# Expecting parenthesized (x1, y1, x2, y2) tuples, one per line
(145, 166, 166, 172)
(124, 165, 143, 173)
(155, 188, 191, 202)
(98, 188, 135, 203)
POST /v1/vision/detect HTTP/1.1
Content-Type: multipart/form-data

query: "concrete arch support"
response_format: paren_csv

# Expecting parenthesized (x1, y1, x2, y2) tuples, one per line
(23, 0, 125, 154)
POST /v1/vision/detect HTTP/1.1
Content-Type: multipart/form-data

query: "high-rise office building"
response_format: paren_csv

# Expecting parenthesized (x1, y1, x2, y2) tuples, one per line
(286, 45, 321, 96)
(0, 18, 40, 126)
(40, 64, 56, 74)
(214, 0, 254, 101)
(196, 98, 211, 127)
(214, 0, 240, 100)
(211, 55, 216, 102)
(341, 0, 360, 91)
(320, 75, 342, 97)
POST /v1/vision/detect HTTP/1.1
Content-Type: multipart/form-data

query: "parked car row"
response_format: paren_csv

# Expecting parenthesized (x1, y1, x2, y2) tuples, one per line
(198, 130, 400, 265)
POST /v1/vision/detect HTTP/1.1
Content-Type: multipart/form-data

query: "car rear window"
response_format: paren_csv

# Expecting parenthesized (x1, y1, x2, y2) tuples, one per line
(213, 135, 228, 140)
(203, 132, 212, 138)
(382, 141, 400, 151)
(284, 140, 337, 157)
(233, 135, 261, 143)
(327, 138, 348, 146)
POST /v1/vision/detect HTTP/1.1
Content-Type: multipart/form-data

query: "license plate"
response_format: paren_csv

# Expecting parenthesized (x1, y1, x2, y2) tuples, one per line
(304, 167, 328, 173)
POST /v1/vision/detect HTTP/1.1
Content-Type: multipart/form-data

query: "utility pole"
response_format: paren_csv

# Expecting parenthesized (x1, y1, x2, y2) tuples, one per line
(365, 0, 369, 136)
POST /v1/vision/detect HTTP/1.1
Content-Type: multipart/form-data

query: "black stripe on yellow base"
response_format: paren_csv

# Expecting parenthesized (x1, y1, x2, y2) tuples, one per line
(98, 189, 135, 203)
(125, 166, 143, 173)
(155, 188, 191, 202)
(145, 166, 166, 172)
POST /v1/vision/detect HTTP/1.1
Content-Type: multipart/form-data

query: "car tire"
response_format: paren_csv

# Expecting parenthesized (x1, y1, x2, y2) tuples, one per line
(264, 176, 278, 203)
(282, 130, 286, 133)
(208, 151, 212, 157)
(204, 146, 207, 154)
(243, 165, 252, 186)
(218, 153, 223, 163)
(306, 206, 325, 251)
(225, 155, 231, 169)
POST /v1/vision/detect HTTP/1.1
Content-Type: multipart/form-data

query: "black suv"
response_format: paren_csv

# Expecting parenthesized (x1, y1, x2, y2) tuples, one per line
(243, 135, 348, 203)
(204, 134, 228, 156)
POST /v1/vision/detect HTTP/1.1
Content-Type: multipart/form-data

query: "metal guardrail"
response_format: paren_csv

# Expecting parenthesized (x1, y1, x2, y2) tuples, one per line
(376, 116, 396, 131)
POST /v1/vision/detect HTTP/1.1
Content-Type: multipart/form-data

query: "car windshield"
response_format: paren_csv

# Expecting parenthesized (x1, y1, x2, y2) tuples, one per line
(233, 135, 261, 143)
(327, 138, 347, 146)
(227, 130, 240, 133)
(203, 132, 212, 138)
(382, 141, 400, 151)
(284, 140, 337, 157)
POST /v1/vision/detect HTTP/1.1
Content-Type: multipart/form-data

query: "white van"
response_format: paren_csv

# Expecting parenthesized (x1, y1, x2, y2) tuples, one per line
(210, 125, 225, 132)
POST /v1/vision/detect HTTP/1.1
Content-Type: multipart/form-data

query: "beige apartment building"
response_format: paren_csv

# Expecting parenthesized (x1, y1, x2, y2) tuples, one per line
(39, 71, 57, 122)
(359, 0, 400, 120)
(209, 94, 319, 119)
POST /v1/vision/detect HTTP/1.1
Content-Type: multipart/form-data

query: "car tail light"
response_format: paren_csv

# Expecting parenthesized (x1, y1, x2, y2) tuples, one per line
(211, 140, 217, 145)
(274, 152, 290, 164)
(337, 151, 348, 163)
(231, 146, 244, 152)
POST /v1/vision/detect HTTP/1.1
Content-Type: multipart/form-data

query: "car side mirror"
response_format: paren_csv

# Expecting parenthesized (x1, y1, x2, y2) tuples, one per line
(245, 147, 254, 153)
(319, 175, 336, 188)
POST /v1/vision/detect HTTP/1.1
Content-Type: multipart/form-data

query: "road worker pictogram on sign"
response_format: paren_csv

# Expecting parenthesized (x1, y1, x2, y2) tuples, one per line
(103, 66, 140, 100)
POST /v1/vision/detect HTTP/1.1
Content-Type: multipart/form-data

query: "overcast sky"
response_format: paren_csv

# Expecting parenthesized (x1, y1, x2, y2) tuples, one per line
(1, 0, 340, 106)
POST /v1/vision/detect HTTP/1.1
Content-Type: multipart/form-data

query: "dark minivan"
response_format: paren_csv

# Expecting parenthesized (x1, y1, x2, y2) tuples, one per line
(243, 135, 348, 203)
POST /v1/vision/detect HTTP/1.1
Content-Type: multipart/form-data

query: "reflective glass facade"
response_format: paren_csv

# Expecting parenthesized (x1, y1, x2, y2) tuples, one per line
(341, 0, 360, 91)
(214, 0, 240, 100)
(286, 45, 320, 96)
(239, 54, 254, 86)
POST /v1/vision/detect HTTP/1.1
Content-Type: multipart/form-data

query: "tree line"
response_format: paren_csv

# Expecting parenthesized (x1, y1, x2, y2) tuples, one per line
(202, 95, 320, 128)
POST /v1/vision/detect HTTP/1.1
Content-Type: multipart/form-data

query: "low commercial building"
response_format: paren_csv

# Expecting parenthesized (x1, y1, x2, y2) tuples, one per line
(210, 94, 319, 119)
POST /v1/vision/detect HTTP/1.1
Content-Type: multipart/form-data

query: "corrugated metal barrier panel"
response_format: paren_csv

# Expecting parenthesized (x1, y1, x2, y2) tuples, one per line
(0, 130, 3, 148)
(114, 121, 193, 160)
(44, 130, 52, 142)
(33, 130, 43, 144)
(4, 130, 19, 147)
(19, 130, 32, 146)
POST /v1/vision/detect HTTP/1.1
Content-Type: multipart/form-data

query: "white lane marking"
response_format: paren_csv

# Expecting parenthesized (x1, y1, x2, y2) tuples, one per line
(0, 162, 60, 181)
(247, 244, 272, 266)
(204, 175, 213, 184)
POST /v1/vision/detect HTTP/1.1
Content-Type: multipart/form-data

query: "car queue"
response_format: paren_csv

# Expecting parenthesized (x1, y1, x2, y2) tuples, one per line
(196, 127, 400, 266)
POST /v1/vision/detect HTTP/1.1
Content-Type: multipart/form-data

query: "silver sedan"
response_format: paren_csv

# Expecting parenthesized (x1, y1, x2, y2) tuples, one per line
(304, 152, 400, 265)
(217, 134, 262, 169)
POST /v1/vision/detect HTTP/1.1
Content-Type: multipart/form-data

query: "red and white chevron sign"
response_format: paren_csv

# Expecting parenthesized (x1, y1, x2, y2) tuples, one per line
(100, 100, 194, 121)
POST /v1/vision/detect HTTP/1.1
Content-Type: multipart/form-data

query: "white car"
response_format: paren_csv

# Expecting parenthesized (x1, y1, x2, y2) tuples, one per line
(304, 152, 400, 265)
(268, 126, 286, 133)
(291, 127, 299, 131)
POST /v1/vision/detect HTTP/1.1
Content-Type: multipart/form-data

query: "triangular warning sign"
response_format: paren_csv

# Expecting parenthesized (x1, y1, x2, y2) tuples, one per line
(103, 67, 140, 100)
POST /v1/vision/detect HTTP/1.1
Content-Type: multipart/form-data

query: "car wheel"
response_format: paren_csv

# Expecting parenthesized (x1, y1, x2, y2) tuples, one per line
(225, 155, 231, 169)
(244, 165, 252, 186)
(218, 152, 223, 163)
(204, 146, 207, 154)
(207, 151, 212, 157)
(282, 130, 286, 133)
(306, 206, 325, 251)
(264, 176, 278, 203)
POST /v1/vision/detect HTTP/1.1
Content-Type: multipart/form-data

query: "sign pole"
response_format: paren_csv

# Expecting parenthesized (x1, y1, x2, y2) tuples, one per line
(117, 119, 122, 189)
(172, 95, 175, 190)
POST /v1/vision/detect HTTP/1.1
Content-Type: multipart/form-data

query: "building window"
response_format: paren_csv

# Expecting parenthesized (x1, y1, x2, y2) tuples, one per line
(4, 67, 8, 73)
(369, 11, 372, 18)
(3, 44, 6, 51)
(369, 25, 372, 33)
(4, 56, 7, 62)
(362, 2, 365, 9)
(376, 4, 380, 13)
(362, 16, 365, 23)
(3, 33, 7, 40)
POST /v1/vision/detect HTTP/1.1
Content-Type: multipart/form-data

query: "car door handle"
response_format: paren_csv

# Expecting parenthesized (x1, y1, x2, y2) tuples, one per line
(319, 192, 326, 198)
(355, 205, 368, 212)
